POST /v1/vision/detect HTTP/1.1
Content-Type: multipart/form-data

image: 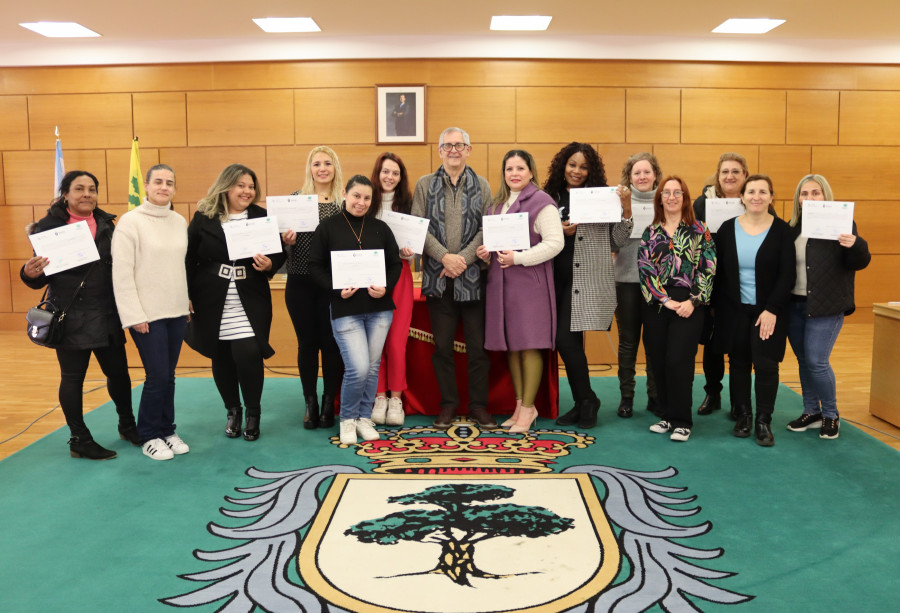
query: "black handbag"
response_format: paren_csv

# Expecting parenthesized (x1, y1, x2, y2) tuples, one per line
(25, 264, 96, 348)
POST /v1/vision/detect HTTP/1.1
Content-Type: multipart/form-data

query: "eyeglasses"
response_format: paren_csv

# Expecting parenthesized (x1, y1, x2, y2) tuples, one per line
(661, 190, 684, 198)
(720, 169, 744, 176)
(439, 143, 468, 152)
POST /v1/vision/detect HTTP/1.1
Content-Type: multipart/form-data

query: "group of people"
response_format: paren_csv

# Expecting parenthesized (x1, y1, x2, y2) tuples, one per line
(21, 127, 870, 460)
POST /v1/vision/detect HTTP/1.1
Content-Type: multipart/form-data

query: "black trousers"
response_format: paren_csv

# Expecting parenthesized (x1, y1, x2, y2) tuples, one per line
(212, 338, 264, 413)
(425, 279, 490, 411)
(701, 307, 726, 397)
(728, 304, 780, 421)
(555, 285, 596, 403)
(285, 274, 342, 398)
(615, 282, 657, 400)
(56, 343, 134, 440)
(641, 288, 704, 429)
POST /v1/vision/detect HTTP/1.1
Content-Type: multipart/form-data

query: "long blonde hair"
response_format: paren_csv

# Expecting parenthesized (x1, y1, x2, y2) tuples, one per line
(301, 146, 343, 205)
(197, 164, 260, 223)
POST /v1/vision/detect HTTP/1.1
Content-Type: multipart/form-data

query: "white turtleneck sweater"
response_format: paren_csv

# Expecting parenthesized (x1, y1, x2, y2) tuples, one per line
(112, 200, 190, 328)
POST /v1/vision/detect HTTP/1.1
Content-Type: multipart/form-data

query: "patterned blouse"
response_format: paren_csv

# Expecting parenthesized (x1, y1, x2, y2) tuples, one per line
(638, 220, 716, 305)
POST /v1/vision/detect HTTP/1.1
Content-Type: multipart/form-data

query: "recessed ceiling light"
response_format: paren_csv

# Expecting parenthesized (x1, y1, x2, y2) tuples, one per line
(712, 18, 785, 34)
(19, 22, 100, 38)
(253, 17, 321, 33)
(490, 16, 552, 31)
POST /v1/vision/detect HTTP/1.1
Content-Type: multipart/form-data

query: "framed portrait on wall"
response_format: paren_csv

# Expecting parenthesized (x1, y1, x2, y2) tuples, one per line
(376, 85, 426, 144)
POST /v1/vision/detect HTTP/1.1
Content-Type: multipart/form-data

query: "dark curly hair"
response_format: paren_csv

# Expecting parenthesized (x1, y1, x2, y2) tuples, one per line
(542, 142, 607, 202)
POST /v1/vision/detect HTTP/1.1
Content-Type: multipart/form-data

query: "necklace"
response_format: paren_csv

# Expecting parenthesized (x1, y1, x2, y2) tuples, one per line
(343, 211, 365, 249)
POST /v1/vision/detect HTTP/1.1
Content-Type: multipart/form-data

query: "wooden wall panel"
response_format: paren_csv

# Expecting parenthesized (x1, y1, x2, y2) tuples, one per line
(626, 89, 680, 144)
(0, 207, 38, 259)
(295, 88, 373, 145)
(787, 90, 839, 145)
(133, 92, 187, 148)
(855, 256, 900, 307)
(332, 145, 434, 186)
(428, 87, 516, 145)
(651, 145, 759, 195)
(812, 146, 900, 200)
(758, 146, 811, 198)
(853, 201, 897, 255)
(28, 94, 132, 150)
(188, 90, 294, 147)
(265, 146, 312, 198)
(0, 96, 30, 151)
(516, 88, 625, 144)
(10, 259, 37, 312)
(682, 90, 785, 144)
(3, 150, 108, 205)
(0, 155, 5, 205)
(106, 148, 160, 206)
(596, 144, 654, 182)
(159, 147, 268, 204)
(0, 261, 12, 312)
(839, 91, 900, 146)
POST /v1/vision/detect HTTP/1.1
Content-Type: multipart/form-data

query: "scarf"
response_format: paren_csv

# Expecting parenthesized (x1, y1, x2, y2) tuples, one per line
(421, 165, 483, 301)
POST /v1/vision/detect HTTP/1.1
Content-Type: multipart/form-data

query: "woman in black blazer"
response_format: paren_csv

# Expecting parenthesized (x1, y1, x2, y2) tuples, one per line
(712, 174, 795, 446)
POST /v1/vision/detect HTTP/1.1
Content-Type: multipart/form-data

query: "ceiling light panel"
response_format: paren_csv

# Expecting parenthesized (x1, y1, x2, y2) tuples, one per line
(490, 16, 552, 31)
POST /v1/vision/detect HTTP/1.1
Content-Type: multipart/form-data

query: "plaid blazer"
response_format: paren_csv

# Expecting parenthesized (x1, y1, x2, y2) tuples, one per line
(569, 219, 633, 331)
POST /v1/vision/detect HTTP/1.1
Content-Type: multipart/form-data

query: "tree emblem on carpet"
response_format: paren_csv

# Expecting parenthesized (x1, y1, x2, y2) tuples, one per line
(162, 421, 753, 612)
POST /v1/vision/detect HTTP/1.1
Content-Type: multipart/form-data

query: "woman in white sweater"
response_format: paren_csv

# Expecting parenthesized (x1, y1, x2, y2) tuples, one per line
(112, 164, 191, 461)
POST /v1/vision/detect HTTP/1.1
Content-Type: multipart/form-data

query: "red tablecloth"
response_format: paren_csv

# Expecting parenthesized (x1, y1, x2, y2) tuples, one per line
(403, 288, 559, 418)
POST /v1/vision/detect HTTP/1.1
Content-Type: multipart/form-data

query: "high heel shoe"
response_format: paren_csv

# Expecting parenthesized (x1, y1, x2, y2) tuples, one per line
(225, 406, 243, 438)
(508, 406, 538, 434)
(501, 400, 523, 428)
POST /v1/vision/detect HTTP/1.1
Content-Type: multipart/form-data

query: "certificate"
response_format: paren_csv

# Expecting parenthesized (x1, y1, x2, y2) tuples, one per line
(331, 249, 386, 289)
(482, 213, 530, 252)
(28, 220, 100, 276)
(382, 210, 429, 254)
(265, 195, 318, 233)
(222, 216, 283, 260)
(569, 186, 622, 224)
(630, 200, 655, 239)
(801, 201, 854, 240)
(705, 198, 744, 233)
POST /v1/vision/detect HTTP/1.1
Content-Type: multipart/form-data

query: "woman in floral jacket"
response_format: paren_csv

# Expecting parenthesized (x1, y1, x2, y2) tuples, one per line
(638, 176, 716, 443)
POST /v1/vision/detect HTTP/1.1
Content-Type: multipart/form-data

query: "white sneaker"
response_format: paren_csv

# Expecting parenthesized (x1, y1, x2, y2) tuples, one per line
(340, 419, 358, 445)
(356, 417, 381, 441)
(386, 397, 405, 426)
(670, 427, 691, 442)
(371, 397, 388, 424)
(142, 438, 174, 461)
(649, 420, 673, 434)
(164, 433, 190, 455)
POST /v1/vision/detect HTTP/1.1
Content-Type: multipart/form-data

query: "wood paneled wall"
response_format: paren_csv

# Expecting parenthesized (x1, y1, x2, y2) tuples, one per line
(2, 59, 898, 365)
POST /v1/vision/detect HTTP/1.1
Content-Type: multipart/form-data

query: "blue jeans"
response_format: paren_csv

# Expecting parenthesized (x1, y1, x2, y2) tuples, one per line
(788, 301, 843, 418)
(331, 310, 392, 420)
(130, 316, 188, 443)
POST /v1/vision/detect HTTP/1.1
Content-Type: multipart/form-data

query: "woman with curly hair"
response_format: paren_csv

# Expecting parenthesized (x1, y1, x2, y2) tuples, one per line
(542, 143, 633, 429)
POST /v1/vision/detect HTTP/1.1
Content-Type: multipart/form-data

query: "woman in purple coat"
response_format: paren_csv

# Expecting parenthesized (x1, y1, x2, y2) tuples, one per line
(477, 150, 564, 433)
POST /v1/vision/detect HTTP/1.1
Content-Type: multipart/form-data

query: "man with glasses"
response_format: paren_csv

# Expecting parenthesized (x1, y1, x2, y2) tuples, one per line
(411, 127, 496, 429)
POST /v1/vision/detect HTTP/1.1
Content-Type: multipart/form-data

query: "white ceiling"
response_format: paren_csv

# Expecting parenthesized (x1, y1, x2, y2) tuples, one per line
(3, 1, 900, 67)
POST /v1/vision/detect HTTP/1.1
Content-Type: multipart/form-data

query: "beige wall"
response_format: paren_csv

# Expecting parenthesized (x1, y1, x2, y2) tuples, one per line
(2, 59, 897, 365)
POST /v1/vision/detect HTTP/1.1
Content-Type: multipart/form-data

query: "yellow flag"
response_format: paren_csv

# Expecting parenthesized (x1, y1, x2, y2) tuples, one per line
(128, 137, 146, 210)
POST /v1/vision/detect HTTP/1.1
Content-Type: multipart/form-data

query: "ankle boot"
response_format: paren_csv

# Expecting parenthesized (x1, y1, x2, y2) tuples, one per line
(69, 436, 117, 460)
(697, 393, 721, 415)
(555, 401, 581, 426)
(303, 395, 320, 430)
(578, 397, 601, 429)
(243, 408, 260, 441)
(225, 406, 243, 438)
(118, 422, 141, 446)
(732, 405, 752, 438)
(320, 395, 336, 428)
(755, 414, 774, 447)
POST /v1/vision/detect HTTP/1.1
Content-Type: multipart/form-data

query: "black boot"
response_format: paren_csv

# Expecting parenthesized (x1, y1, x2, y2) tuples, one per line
(732, 406, 752, 438)
(755, 414, 774, 447)
(320, 395, 336, 429)
(555, 401, 581, 426)
(577, 397, 601, 429)
(243, 408, 260, 441)
(697, 393, 721, 415)
(303, 395, 320, 430)
(225, 406, 243, 438)
(69, 436, 117, 460)
(118, 422, 141, 446)
(617, 397, 634, 418)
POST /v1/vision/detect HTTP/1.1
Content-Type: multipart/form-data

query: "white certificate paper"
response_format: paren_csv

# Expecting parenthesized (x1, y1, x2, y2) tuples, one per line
(382, 210, 429, 254)
(705, 198, 744, 233)
(331, 249, 387, 289)
(630, 201, 655, 239)
(28, 220, 100, 276)
(222, 216, 283, 260)
(265, 195, 318, 233)
(482, 213, 530, 251)
(801, 201, 854, 240)
(569, 187, 622, 224)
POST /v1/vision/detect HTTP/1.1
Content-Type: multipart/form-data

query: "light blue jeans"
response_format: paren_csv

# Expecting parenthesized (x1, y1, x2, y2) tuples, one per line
(331, 309, 393, 420)
(787, 301, 844, 419)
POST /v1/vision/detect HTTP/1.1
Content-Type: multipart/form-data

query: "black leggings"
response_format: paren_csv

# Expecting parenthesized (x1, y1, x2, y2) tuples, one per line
(211, 338, 264, 413)
(55, 344, 134, 440)
(555, 286, 596, 403)
(285, 274, 342, 397)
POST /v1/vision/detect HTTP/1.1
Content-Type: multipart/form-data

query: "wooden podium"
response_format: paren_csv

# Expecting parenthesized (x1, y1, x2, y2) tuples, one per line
(870, 303, 900, 427)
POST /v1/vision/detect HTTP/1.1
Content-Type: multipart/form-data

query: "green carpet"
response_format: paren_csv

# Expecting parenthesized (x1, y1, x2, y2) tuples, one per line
(1, 376, 897, 613)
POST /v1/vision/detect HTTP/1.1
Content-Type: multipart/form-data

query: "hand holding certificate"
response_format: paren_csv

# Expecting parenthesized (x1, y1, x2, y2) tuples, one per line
(28, 220, 100, 276)
(569, 187, 622, 224)
(801, 201, 854, 240)
(331, 250, 387, 289)
(266, 195, 318, 233)
(705, 198, 744, 233)
(482, 213, 530, 252)
(381, 210, 429, 254)
(222, 216, 283, 260)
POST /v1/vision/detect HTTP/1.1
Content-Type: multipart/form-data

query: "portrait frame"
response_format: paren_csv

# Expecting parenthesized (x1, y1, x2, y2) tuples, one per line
(376, 85, 426, 144)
